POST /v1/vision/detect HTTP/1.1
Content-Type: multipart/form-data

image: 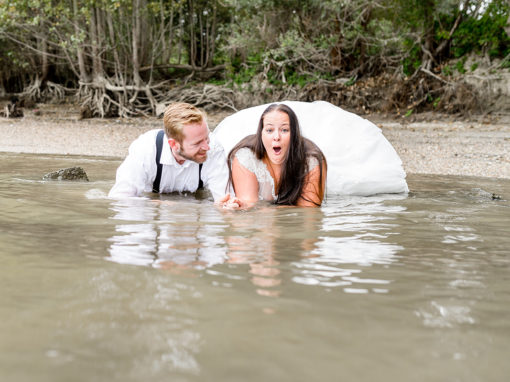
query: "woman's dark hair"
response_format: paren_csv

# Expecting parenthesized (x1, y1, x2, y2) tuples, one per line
(227, 103, 327, 206)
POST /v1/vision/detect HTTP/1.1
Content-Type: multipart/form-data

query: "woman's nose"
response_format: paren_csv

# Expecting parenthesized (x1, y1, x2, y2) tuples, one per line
(273, 131, 281, 140)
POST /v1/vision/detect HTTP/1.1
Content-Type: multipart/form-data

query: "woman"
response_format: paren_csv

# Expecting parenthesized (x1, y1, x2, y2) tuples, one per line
(226, 103, 327, 208)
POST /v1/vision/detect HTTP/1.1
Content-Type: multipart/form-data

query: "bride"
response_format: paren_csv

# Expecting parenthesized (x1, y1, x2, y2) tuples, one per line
(226, 103, 327, 208)
(214, 100, 408, 206)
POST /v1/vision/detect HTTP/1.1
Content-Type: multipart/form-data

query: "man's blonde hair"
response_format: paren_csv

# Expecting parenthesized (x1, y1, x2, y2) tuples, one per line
(163, 102, 206, 142)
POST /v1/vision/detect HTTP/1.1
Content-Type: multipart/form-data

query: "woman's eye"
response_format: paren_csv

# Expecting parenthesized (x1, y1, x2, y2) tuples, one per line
(282, 128, 290, 133)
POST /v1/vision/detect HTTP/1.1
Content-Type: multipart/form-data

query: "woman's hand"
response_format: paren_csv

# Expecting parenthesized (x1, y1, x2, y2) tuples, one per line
(216, 193, 243, 210)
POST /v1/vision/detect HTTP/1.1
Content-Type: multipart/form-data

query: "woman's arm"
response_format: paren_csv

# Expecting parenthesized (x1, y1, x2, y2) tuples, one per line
(297, 162, 327, 207)
(230, 156, 260, 208)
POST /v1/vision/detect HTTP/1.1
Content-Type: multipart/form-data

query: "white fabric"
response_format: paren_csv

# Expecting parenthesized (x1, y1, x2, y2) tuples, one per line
(108, 129, 229, 200)
(235, 147, 276, 201)
(213, 101, 409, 196)
(235, 147, 321, 201)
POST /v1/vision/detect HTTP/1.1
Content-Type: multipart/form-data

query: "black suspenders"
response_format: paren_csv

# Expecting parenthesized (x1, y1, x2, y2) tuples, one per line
(152, 130, 165, 193)
(198, 165, 203, 189)
(152, 129, 203, 193)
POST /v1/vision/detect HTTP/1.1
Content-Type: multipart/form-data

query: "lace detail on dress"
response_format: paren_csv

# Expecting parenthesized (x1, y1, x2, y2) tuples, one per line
(235, 148, 320, 202)
(308, 156, 319, 171)
(235, 148, 276, 201)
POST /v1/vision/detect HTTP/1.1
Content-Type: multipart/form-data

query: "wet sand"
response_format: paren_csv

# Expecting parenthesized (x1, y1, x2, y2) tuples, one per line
(1, 105, 509, 179)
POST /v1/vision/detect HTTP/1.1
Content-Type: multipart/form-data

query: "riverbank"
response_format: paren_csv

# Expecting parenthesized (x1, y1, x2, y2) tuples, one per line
(1, 104, 509, 179)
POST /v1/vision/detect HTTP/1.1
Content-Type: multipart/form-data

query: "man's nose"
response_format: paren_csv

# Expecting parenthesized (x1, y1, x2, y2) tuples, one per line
(201, 141, 210, 151)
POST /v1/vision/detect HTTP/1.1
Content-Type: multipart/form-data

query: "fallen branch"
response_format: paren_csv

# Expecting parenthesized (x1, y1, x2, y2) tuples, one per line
(420, 67, 452, 85)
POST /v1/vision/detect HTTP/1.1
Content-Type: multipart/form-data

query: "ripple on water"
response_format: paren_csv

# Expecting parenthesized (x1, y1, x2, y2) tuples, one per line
(290, 237, 401, 290)
(415, 301, 476, 328)
(85, 188, 108, 199)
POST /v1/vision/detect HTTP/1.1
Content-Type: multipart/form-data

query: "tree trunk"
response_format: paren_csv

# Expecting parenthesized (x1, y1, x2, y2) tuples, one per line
(38, 36, 49, 83)
(505, 4, 510, 37)
(73, 0, 90, 83)
(188, 0, 196, 66)
(421, 0, 436, 71)
(89, 7, 104, 79)
(132, 0, 142, 88)
(207, 2, 218, 68)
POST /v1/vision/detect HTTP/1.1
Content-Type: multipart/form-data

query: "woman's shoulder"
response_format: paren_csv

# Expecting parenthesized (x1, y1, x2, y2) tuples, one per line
(235, 146, 255, 157)
(234, 147, 260, 172)
(234, 147, 258, 163)
(307, 155, 319, 171)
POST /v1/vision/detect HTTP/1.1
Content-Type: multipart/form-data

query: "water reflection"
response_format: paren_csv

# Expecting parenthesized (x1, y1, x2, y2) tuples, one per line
(292, 195, 406, 293)
(108, 196, 228, 269)
(108, 193, 408, 296)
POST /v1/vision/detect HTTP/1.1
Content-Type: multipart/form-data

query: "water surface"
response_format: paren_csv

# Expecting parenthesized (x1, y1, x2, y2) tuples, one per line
(1, 152, 509, 382)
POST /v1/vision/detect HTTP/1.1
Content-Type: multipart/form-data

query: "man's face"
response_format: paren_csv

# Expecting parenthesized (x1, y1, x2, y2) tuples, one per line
(170, 120, 211, 164)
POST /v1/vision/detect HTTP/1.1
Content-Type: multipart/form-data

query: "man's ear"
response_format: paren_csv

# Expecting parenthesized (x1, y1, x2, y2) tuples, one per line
(168, 138, 179, 151)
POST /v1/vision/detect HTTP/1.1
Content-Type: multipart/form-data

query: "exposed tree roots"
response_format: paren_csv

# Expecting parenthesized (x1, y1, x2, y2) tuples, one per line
(21, 78, 69, 104)
(76, 79, 239, 118)
(163, 84, 238, 112)
(6, 71, 485, 119)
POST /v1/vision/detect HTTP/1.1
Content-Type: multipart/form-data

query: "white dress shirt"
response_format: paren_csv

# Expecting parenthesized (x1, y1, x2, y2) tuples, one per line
(108, 129, 230, 200)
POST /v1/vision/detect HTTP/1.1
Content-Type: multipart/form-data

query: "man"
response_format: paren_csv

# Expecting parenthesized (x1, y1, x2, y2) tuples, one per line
(109, 102, 230, 201)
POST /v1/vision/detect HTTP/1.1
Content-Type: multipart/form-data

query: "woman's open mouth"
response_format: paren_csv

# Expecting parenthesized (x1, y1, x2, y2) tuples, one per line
(273, 146, 281, 155)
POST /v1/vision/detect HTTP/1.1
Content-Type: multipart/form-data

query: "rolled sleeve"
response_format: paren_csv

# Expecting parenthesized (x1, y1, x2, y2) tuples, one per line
(108, 131, 157, 198)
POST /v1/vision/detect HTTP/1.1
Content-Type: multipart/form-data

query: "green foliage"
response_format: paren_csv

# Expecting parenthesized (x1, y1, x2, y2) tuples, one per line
(1, 0, 509, 95)
(501, 56, 510, 69)
(344, 76, 357, 87)
(403, 41, 422, 76)
(442, 64, 453, 76)
(455, 56, 467, 74)
(228, 54, 262, 84)
(451, 0, 510, 59)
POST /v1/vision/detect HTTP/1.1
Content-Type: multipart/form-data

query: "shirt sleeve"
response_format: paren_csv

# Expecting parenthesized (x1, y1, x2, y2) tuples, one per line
(201, 139, 231, 201)
(108, 131, 156, 198)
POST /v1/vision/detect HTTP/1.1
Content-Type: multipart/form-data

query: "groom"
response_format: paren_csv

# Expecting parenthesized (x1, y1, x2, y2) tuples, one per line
(109, 102, 232, 202)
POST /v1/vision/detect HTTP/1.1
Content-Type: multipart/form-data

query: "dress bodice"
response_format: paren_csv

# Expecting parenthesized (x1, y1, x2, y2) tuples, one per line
(235, 148, 276, 201)
(234, 147, 320, 202)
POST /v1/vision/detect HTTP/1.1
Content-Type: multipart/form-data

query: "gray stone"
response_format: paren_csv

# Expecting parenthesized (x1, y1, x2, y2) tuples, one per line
(43, 167, 89, 181)
(471, 188, 503, 201)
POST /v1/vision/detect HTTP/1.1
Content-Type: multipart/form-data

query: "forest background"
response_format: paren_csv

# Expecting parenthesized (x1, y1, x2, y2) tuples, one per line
(1, 0, 509, 119)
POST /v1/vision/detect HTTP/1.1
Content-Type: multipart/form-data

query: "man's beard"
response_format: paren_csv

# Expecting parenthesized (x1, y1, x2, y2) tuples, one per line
(177, 148, 208, 163)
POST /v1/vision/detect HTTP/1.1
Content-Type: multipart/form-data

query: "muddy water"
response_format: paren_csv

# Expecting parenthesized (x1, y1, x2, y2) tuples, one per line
(1, 152, 509, 382)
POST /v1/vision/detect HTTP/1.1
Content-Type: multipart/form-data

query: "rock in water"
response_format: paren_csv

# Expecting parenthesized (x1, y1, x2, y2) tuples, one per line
(43, 167, 89, 181)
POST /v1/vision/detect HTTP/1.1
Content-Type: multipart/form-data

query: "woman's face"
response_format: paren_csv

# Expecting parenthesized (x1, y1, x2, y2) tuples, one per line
(261, 110, 291, 165)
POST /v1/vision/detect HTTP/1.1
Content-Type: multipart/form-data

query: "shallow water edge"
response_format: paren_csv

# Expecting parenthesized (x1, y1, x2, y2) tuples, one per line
(1, 152, 510, 382)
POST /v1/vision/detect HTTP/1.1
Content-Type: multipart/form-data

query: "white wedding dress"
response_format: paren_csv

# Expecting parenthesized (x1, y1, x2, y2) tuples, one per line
(234, 147, 320, 201)
(212, 100, 408, 196)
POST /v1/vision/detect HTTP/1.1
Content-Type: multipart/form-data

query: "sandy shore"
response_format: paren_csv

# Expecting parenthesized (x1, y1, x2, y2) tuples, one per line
(1, 104, 509, 179)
